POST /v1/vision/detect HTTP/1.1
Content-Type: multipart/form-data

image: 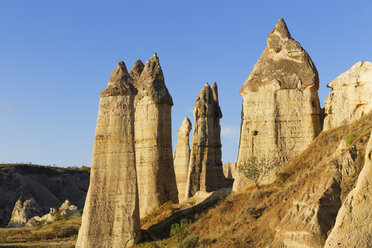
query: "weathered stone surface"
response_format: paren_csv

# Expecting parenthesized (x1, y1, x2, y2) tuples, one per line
(129, 59, 144, 85)
(324, 61, 372, 130)
(186, 82, 227, 198)
(234, 18, 322, 192)
(59, 199, 79, 217)
(174, 117, 192, 202)
(25, 208, 56, 227)
(134, 54, 178, 217)
(76, 61, 140, 248)
(222, 162, 237, 180)
(7, 197, 42, 228)
(324, 131, 372, 247)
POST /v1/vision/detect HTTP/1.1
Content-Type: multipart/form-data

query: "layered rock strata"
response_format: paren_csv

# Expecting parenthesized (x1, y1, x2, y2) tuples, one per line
(134, 54, 178, 217)
(173, 117, 192, 202)
(324, 61, 372, 130)
(186, 82, 227, 198)
(76, 61, 140, 247)
(234, 18, 322, 192)
(324, 131, 372, 247)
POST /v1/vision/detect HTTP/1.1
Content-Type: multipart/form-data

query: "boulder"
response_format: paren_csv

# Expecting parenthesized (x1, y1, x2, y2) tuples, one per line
(186, 82, 228, 198)
(234, 18, 322, 192)
(59, 200, 79, 217)
(324, 131, 372, 247)
(324, 61, 372, 130)
(133, 53, 178, 217)
(7, 197, 42, 228)
(76, 61, 141, 247)
(174, 117, 192, 202)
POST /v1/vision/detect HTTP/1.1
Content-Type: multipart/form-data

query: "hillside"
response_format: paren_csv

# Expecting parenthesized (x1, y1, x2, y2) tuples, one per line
(0, 164, 90, 227)
(1, 112, 371, 247)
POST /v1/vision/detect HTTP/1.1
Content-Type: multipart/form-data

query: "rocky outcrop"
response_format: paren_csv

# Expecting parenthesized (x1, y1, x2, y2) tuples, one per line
(7, 197, 42, 228)
(0, 164, 89, 227)
(324, 61, 372, 130)
(234, 18, 322, 192)
(25, 208, 56, 227)
(59, 199, 79, 216)
(76, 61, 141, 247)
(174, 117, 192, 202)
(186, 82, 227, 198)
(134, 54, 178, 217)
(324, 131, 372, 247)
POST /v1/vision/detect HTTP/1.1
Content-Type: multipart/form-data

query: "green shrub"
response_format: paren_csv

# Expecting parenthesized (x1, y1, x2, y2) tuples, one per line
(346, 132, 356, 146)
(169, 219, 192, 237)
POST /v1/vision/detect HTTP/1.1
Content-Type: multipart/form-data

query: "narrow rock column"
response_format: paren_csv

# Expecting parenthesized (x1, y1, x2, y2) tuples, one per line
(324, 131, 372, 247)
(134, 54, 178, 217)
(186, 82, 226, 198)
(76, 62, 140, 248)
(173, 117, 192, 202)
(234, 18, 322, 192)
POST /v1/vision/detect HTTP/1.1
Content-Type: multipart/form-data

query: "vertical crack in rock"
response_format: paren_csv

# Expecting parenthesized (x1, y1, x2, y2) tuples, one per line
(234, 18, 322, 192)
(134, 53, 178, 217)
(76, 61, 141, 248)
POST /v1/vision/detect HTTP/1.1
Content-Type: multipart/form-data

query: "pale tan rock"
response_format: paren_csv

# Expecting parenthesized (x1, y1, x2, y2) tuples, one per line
(324, 131, 372, 247)
(76, 61, 141, 248)
(134, 54, 178, 217)
(26, 208, 56, 227)
(174, 117, 192, 202)
(324, 61, 372, 130)
(59, 199, 79, 217)
(222, 162, 237, 179)
(7, 197, 42, 228)
(234, 18, 322, 192)
(186, 82, 227, 198)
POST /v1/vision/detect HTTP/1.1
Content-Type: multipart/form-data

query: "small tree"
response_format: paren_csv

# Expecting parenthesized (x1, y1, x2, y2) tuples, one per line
(238, 156, 277, 188)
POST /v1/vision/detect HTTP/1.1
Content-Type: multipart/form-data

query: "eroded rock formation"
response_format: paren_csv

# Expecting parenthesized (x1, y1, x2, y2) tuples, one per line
(234, 18, 322, 192)
(186, 82, 227, 198)
(174, 117, 192, 202)
(324, 61, 372, 130)
(7, 197, 42, 228)
(76, 61, 140, 247)
(324, 131, 372, 247)
(134, 54, 178, 216)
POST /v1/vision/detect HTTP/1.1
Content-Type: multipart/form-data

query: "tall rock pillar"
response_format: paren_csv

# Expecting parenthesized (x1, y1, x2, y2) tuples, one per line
(76, 62, 140, 247)
(186, 82, 226, 198)
(174, 117, 192, 202)
(234, 18, 322, 192)
(134, 53, 178, 217)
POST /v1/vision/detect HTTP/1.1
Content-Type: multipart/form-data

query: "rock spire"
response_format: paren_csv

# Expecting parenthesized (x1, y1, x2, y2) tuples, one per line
(186, 82, 227, 198)
(76, 61, 141, 247)
(234, 18, 322, 192)
(134, 54, 178, 217)
(174, 117, 192, 202)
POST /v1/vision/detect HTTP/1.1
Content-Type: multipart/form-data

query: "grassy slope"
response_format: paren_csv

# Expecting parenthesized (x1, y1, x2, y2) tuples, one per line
(1, 113, 371, 248)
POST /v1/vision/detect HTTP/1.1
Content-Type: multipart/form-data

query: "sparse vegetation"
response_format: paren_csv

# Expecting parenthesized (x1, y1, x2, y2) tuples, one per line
(238, 156, 278, 188)
(169, 219, 192, 237)
(346, 132, 356, 146)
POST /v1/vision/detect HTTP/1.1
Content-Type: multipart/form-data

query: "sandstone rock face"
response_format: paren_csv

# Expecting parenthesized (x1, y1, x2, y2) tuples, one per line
(222, 162, 237, 180)
(7, 197, 42, 228)
(174, 117, 192, 202)
(234, 18, 322, 192)
(133, 54, 178, 217)
(324, 131, 372, 247)
(186, 82, 227, 198)
(26, 208, 56, 227)
(76, 62, 140, 248)
(324, 61, 372, 130)
(59, 199, 79, 217)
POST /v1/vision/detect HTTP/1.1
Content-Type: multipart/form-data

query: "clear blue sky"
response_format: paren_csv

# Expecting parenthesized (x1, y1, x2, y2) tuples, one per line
(0, 1, 371, 167)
